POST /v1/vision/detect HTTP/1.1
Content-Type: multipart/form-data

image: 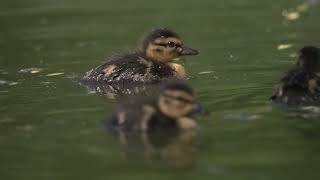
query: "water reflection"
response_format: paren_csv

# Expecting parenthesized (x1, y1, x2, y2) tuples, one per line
(108, 129, 198, 168)
(79, 79, 177, 99)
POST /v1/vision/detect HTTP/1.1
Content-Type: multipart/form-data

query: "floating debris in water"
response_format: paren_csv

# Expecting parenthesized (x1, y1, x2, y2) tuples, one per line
(289, 53, 297, 58)
(19, 68, 43, 74)
(0, 117, 15, 124)
(8, 82, 18, 86)
(46, 72, 65, 77)
(77, 42, 87, 47)
(301, 113, 320, 119)
(282, 10, 300, 21)
(1, 71, 8, 75)
(301, 106, 320, 113)
(213, 76, 219, 80)
(198, 71, 214, 75)
(87, 91, 97, 94)
(224, 114, 261, 121)
(282, 1, 316, 22)
(16, 125, 35, 132)
(0, 80, 7, 85)
(297, 3, 309, 12)
(277, 44, 293, 50)
(44, 107, 104, 115)
(33, 46, 42, 52)
(0, 80, 19, 86)
(41, 81, 51, 85)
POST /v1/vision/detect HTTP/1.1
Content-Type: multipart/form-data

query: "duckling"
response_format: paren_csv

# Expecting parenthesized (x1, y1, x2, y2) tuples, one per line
(80, 28, 198, 84)
(271, 46, 320, 106)
(106, 81, 208, 132)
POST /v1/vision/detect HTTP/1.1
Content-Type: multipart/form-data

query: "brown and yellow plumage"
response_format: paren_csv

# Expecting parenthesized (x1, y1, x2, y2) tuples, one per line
(80, 28, 198, 84)
(271, 46, 320, 106)
(105, 81, 208, 132)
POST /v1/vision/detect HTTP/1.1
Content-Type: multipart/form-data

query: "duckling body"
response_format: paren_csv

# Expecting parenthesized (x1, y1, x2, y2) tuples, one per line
(81, 52, 175, 83)
(80, 28, 198, 84)
(272, 69, 320, 106)
(107, 99, 177, 132)
(106, 81, 207, 132)
(271, 46, 320, 106)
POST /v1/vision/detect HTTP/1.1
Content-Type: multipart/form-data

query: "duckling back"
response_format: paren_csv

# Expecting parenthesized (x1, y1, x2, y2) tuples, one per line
(271, 68, 320, 106)
(271, 46, 320, 107)
(80, 52, 175, 84)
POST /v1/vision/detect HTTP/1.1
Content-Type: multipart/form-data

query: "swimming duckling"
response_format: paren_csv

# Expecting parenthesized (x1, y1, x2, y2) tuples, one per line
(106, 81, 208, 132)
(80, 28, 198, 84)
(271, 46, 320, 106)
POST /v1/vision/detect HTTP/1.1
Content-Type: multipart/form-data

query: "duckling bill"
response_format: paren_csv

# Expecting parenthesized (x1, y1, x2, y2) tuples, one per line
(106, 81, 208, 132)
(271, 46, 320, 106)
(80, 28, 199, 84)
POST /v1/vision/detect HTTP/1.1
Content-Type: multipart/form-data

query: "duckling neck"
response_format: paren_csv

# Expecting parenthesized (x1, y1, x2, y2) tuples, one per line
(167, 63, 187, 79)
(157, 97, 180, 119)
(139, 50, 186, 78)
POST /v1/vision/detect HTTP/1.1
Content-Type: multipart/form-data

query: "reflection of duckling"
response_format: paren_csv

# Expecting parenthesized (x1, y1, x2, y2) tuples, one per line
(80, 28, 198, 84)
(106, 81, 208, 132)
(271, 46, 320, 106)
(114, 130, 198, 168)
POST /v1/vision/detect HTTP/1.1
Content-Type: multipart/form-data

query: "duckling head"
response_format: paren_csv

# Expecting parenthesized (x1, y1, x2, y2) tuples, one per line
(158, 81, 208, 119)
(142, 28, 199, 63)
(297, 46, 320, 72)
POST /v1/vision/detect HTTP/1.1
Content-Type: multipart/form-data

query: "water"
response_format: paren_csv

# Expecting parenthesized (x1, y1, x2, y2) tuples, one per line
(1, 0, 320, 179)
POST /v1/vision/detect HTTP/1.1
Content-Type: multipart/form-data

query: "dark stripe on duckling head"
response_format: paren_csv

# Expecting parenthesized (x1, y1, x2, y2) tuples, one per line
(142, 28, 180, 51)
(298, 46, 320, 72)
(162, 90, 194, 104)
(162, 81, 194, 96)
(157, 81, 196, 119)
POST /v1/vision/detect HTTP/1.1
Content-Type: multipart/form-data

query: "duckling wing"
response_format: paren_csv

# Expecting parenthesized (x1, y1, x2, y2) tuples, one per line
(81, 53, 174, 83)
(80, 54, 140, 82)
(272, 69, 320, 106)
(104, 58, 175, 83)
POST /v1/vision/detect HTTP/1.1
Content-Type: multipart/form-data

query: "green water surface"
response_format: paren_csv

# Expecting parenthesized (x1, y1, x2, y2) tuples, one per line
(1, 0, 320, 179)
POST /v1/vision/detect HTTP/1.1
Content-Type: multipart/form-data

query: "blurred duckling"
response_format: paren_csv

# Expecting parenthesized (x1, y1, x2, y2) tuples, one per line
(80, 28, 198, 84)
(112, 130, 198, 168)
(106, 81, 208, 132)
(271, 46, 320, 106)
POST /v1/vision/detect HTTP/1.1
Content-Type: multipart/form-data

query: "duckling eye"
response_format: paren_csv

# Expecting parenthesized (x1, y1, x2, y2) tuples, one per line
(176, 97, 193, 104)
(167, 42, 176, 48)
(164, 94, 192, 104)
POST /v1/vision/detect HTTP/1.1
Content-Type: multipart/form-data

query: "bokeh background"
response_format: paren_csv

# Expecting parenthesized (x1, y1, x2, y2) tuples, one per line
(1, 0, 320, 179)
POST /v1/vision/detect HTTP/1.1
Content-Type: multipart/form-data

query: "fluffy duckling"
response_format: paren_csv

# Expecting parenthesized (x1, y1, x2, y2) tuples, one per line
(106, 81, 208, 132)
(271, 46, 320, 106)
(80, 28, 198, 84)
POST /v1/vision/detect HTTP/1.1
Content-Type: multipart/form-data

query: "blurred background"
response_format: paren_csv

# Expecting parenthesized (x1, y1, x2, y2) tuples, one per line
(1, 0, 320, 179)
